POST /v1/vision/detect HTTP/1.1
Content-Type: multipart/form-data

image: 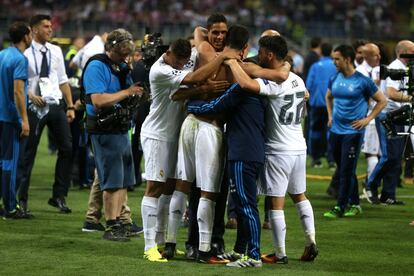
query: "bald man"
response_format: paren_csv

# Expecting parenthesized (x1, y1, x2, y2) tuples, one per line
(357, 43, 383, 197)
(364, 40, 414, 205)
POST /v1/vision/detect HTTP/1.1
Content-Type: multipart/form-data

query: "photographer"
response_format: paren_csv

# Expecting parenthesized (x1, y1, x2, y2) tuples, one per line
(83, 28, 143, 241)
(365, 40, 414, 205)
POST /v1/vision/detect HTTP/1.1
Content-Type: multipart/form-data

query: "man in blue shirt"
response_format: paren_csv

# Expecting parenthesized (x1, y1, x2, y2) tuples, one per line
(0, 22, 32, 218)
(324, 45, 387, 218)
(306, 42, 337, 168)
(83, 28, 144, 241)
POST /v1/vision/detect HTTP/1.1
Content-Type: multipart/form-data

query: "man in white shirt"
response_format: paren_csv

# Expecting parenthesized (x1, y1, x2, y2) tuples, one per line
(16, 14, 75, 214)
(366, 40, 414, 205)
(70, 32, 108, 71)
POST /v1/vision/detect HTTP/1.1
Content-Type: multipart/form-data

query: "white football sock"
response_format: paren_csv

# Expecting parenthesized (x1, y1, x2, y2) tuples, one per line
(270, 209, 286, 258)
(295, 200, 316, 246)
(197, 197, 215, 253)
(141, 196, 158, 251)
(155, 194, 171, 246)
(166, 191, 187, 244)
(367, 156, 378, 179)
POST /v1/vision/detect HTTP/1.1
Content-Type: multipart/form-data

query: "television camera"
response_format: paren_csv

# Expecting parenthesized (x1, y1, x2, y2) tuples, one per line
(380, 53, 414, 136)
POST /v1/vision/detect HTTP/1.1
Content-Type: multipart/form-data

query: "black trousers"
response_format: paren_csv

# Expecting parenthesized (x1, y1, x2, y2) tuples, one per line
(17, 103, 73, 201)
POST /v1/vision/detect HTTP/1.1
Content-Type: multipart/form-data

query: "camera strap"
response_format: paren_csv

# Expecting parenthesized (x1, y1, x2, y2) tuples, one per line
(80, 53, 130, 105)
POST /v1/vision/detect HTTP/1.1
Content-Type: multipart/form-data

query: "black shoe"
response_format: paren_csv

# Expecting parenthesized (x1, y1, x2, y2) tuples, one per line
(311, 159, 322, 168)
(3, 209, 31, 219)
(380, 198, 405, 205)
(162, 242, 176, 259)
(185, 244, 198, 260)
(197, 250, 230, 264)
(122, 222, 143, 237)
(82, 221, 105, 232)
(18, 200, 34, 218)
(103, 224, 130, 242)
(301, 243, 318, 261)
(210, 241, 225, 256)
(363, 188, 380, 205)
(48, 197, 72, 213)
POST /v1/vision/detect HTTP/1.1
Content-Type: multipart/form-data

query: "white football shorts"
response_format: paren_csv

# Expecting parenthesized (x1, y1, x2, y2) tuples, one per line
(176, 114, 224, 193)
(258, 153, 306, 197)
(141, 136, 178, 182)
(361, 124, 380, 155)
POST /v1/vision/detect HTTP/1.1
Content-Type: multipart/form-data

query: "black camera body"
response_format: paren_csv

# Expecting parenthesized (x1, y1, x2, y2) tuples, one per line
(96, 94, 143, 131)
(380, 54, 414, 136)
(141, 33, 169, 71)
(380, 53, 414, 95)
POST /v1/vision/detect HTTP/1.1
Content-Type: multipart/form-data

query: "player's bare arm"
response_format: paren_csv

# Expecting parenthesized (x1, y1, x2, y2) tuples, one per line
(351, 90, 387, 129)
(242, 61, 291, 83)
(325, 88, 333, 128)
(226, 59, 261, 92)
(181, 47, 239, 85)
(171, 79, 230, 101)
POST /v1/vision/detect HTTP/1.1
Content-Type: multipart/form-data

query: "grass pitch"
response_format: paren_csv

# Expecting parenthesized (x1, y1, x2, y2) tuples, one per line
(1, 134, 414, 275)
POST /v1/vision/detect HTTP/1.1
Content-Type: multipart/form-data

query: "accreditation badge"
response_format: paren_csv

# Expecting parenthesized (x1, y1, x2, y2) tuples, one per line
(38, 77, 54, 97)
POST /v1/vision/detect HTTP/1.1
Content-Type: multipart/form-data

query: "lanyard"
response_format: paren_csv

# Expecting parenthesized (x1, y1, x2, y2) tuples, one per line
(31, 45, 51, 76)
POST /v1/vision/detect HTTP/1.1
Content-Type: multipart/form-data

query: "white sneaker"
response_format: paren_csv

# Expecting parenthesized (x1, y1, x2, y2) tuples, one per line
(226, 256, 262, 268)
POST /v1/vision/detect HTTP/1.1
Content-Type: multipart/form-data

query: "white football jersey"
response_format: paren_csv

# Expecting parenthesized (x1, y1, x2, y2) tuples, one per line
(141, 48, 197, 142)
(258, 72, 307, 154)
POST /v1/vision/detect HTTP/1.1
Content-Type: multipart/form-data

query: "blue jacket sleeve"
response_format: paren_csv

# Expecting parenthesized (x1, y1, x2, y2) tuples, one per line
(187, 83, 241, 115)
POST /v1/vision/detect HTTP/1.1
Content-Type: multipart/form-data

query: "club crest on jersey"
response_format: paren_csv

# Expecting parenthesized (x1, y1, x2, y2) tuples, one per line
(160, 170, 164, 178)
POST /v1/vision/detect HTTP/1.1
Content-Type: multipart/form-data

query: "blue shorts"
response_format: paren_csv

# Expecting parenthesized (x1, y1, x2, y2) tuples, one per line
(90, 133, 135, 190)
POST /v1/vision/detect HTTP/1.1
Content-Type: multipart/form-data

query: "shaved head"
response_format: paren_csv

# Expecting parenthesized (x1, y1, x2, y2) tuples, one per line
(261, 29, 280, 37)
(363, 43, 380, 67)
(395, 40, 414, 57)
(363, 43, 380, 56)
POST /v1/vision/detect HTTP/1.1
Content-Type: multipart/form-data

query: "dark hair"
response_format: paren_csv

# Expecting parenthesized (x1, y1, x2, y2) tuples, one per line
(310, 37, 322, 48)
(321, 42, 332, 57)
(207, 13, 227, 30)
(30, 14, 51, 28)
(170, 39, 191, 60)
(8, 21, 30, 44)
(352, 39, 367, 51)
(376, 42, 390, 65)
(334, 44, 355, 63)
(259, 35, 288, 60)
(225, 25, 249, 50)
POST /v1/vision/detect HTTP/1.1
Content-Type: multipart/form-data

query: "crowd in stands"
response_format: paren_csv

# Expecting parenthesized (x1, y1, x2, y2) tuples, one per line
(0, 0, 410, 41)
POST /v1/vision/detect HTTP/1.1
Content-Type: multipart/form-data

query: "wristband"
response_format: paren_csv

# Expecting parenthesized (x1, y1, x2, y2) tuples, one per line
(67, 106, 75, 111)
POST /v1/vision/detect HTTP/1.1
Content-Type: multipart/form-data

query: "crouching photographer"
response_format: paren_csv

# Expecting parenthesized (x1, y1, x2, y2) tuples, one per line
(82, 28, 144, 241)
(364, 40, 414, 205)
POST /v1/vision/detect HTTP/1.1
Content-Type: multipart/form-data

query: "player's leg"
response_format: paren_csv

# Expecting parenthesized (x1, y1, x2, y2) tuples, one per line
(260, 154, 290, 264)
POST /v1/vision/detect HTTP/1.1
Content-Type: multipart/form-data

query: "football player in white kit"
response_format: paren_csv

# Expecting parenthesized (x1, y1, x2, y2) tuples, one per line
(225, 35, 318, 264)
(140, 38, 238, 262)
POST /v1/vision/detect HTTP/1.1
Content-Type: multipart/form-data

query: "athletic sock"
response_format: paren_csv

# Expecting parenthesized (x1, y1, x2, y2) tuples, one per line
(155, 194, 172, 246)
(295, 200, 316, 246)
(197, 197, 215, 253)
(270, 210, 286, 258)
(366, 156, 378, 179)
(166, 191, 187, 244)
(141, 196, 159, 251)
(106, 219, 117, 228)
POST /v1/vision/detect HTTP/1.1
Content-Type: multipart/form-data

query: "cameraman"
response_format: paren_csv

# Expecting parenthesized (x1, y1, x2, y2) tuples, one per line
(366, 40, 414, 205)
(83, 29, 143, 241)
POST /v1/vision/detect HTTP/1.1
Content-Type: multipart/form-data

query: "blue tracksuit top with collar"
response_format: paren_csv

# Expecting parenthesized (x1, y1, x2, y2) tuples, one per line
(187, 83, 266, 163)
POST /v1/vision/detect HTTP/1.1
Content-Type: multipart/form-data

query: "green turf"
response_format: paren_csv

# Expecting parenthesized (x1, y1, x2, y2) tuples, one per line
(1, 134, 414, 275)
